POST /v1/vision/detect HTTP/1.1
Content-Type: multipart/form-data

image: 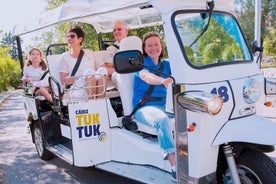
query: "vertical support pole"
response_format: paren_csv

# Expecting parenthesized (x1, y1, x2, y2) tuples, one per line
(255, 0, 261, 45)
(15, 35, 24, 76)
(97, 32, 103, 50)
(223, 144, 241, 184)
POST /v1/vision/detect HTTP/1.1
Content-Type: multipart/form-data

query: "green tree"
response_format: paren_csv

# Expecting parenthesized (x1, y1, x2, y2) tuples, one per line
(202, 43, 222, 63)
(31, 0, 100, 52)
(43, 0, 67, 10)
(263, 29, 276, 55)
(235, 0, 276, 45)
(198, 19, 235, 63)
(0, 46, 21, 92)
(222, 43, 243, 61)
(1, 31, 19, 60)
(184, 46, 195, 63)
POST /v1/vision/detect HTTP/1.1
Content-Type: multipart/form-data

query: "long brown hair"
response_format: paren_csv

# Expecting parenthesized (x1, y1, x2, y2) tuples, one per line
(25, 48, 47, 71)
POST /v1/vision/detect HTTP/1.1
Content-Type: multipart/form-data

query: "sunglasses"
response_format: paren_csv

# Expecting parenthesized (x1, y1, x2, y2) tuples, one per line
(66, 34, 77, 39)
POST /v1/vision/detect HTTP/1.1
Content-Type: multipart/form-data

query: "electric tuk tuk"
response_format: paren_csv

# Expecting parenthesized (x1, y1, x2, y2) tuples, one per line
(15, 0, 276, 183)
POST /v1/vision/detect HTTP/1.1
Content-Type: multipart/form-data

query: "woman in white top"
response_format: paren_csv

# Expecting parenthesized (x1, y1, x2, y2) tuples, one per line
(22, 48, 53, 103)
(60, 26, 108, 100)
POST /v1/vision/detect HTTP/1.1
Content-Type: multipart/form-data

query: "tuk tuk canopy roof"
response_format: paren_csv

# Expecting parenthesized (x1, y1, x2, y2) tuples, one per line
(14, 0, 234, 36)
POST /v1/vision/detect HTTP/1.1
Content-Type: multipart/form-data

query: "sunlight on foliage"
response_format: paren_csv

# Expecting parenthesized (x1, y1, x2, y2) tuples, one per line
(0, 46, 21, 92)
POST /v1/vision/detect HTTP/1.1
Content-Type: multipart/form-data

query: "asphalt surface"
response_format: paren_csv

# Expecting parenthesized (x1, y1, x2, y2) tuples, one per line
(0, 90, 16, 184)
(0, 90, 15, 104)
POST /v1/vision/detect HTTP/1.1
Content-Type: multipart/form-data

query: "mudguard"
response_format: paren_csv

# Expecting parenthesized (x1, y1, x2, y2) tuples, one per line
(212, 115, 276, 146)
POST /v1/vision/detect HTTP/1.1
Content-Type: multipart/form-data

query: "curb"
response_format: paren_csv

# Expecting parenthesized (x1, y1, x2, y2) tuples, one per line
(0, 91, 16, 104)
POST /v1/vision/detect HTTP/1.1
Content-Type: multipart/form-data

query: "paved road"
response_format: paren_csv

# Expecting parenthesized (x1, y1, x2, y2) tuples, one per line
(0, 90, 141, 184)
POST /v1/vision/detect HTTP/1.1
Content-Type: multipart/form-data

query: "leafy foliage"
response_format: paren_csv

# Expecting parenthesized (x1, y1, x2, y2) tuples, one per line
(198, 19, 242, 64)
(1, 31, 19, 60)
(235, 0, 276, 47)
(184, 46, 194, 63)
(263, 29, 276, 55)
(43, 0, 67, 10)
(0, 46, 21, 92)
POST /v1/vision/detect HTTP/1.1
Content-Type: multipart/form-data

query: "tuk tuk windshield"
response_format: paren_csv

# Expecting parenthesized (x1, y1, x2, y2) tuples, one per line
(173, 11, 252, 68)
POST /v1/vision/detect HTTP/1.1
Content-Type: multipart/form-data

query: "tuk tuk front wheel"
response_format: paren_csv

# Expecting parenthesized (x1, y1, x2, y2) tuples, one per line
(32, 122, 54, 160)
(217, 143, 276, 184)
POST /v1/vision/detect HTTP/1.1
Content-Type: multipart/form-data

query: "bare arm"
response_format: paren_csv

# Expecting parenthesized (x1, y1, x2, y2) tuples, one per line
(60, 72, 75, 86)
(22, 68, 33, 83)
(104, 63, 115, 76)
(139, 70, 173, 88)
(22, 77, 33, 83)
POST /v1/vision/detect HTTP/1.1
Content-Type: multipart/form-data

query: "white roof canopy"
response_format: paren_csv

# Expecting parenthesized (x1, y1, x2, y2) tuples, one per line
(14, 0, 234, 36)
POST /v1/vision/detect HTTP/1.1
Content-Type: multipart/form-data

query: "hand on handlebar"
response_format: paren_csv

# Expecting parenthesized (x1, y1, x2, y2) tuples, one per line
(161, 78, 173, 88)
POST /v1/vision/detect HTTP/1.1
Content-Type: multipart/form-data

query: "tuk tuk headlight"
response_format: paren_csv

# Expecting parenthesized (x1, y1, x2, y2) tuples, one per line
(177, 91, 223, 115)
(243, 79, 261, 104)
(207, 96, 224, 115)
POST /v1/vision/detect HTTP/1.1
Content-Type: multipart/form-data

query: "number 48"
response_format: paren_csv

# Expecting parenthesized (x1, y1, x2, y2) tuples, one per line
(211, 86, 229, 103)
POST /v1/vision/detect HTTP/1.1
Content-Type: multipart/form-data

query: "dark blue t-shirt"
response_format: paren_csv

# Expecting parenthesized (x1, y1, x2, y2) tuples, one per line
(132, 56, 171, 109)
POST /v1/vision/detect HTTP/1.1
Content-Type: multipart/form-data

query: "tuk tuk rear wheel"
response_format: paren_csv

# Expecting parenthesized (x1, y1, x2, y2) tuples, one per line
(33, 122, 54, 160)
(217, 143, 276, 184)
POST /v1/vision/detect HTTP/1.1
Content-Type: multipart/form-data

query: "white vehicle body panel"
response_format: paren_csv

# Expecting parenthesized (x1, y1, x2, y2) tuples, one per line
(213, 115, 276, 146)
(24, 96, 38, 120)
(68, 99, 111, 166)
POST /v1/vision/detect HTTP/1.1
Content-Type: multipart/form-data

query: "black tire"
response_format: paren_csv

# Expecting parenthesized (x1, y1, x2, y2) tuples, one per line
(217, 143, 276, 184)
(32, 122, 54, 160)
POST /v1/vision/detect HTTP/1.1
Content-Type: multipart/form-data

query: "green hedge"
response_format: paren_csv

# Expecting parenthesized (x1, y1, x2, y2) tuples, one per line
(0, 47, 21, 92)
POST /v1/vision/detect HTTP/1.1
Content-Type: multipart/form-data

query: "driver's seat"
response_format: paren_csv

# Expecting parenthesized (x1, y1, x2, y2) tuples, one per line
(115, 36, 159, 135)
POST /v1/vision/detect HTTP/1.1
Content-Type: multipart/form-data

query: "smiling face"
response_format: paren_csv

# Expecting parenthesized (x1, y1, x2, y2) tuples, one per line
(143, 35, 163, 64)
(113, 21, 128, 42)
(29, 49, 42, 64)
(66, 26, 85, 49)
(66, 31, 83, 48)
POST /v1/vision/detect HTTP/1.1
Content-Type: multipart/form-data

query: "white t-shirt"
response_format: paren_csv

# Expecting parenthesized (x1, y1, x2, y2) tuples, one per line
(59, 49, 107, 101)
(59, 49, 104, 77)
(23, 65, 45, 81)
(22, 65, 49, 87)
(104, 41, 120, 64)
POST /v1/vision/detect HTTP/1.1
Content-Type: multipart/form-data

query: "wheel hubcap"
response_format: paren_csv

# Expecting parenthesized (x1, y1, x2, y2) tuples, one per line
(224, 165, 262, 184)
(34, 128, 44, 156)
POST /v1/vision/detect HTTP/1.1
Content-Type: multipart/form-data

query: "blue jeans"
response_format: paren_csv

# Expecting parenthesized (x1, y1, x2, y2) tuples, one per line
(134, 105, 175, 159)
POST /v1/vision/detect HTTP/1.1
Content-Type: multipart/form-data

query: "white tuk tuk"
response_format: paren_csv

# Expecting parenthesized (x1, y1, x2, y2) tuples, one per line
(15, 0, 276, 183)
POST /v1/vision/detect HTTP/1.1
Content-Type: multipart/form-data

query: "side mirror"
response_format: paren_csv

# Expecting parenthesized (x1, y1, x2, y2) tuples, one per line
(251, 40, 263, 54)
(113, 50, 143, 74)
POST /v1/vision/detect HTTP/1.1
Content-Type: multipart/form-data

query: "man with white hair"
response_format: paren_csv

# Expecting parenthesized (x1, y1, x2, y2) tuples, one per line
(105, 20, 129, 77)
